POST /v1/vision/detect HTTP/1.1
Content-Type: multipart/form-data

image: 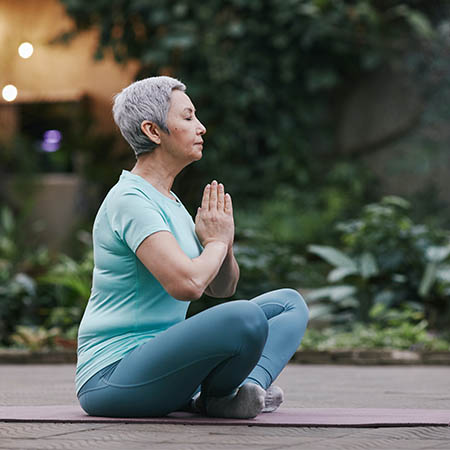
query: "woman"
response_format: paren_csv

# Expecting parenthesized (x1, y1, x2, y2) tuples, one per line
(76, 76, 309, 419)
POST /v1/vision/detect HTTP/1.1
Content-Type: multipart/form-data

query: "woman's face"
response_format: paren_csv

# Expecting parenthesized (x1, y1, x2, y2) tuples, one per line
(161, 89, 206, 163)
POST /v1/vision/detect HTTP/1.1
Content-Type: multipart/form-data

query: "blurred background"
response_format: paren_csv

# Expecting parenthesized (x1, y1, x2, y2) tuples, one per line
(1, 0, 450, 353)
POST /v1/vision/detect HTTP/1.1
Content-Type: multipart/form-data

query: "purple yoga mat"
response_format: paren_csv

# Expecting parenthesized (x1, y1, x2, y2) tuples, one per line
(0, 405, 449, 427)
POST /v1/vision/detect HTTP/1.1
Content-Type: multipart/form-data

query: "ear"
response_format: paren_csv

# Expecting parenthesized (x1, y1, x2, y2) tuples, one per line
(141, 120, 161, 145)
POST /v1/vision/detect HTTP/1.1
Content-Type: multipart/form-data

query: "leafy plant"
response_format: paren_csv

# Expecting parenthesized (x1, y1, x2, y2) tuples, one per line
(0, 205, 92, 345)
(10, 325, 61, 352)
(38, 232, 93, 333)
(307, 196, 450, 329)
(301, 304, 450, 351)
(0, 206, 52, 344)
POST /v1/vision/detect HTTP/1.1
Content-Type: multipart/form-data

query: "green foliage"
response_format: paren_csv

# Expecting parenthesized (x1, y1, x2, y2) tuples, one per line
(0, 205, 93, 344)
(234, 241, 306, 297)
(39, 240, 93, 303)
(252, 162, 374, 246)
(58, 0, 441, 212)
(301, 304, 450, 351)
(307, 196, 450, 328)
(10, 325, 61, 352)
(57, 0, 447, 318)
(37, 233, 93, 333)
(0, 206, 52, 345)
(2, 1, 446, 344)
(209, 161, 375, 303)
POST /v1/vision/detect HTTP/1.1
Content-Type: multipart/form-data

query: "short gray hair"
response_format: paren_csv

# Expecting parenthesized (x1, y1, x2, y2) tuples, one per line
(112, 76, 186, 157)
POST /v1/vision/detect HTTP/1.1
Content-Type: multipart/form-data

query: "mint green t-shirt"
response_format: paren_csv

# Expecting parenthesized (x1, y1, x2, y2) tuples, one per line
(75, 170, 203, 394)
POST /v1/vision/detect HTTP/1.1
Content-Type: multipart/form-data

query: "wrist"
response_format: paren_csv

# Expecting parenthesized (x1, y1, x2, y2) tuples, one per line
(204, 240, 228, 251)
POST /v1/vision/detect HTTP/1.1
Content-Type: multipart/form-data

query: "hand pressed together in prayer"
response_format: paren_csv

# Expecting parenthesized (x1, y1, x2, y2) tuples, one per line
(195, 180, 235, 250)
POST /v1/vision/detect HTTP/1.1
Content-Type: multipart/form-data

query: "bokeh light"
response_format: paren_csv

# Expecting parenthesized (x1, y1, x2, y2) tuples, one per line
(18, 42, 34, 59)
(41, 129, 62, 152)
(2, 84, 18, 102)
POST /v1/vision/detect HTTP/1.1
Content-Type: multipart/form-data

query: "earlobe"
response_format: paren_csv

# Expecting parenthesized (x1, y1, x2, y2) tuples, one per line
(141, 120, 161, 145)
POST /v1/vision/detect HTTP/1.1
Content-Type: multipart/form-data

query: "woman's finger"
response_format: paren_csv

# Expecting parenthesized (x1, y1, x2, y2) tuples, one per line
(209, 180, 218, 210)
(217, 183, 225, 211)
(201, 184, 210, 210)
(224, 193, 233, 215)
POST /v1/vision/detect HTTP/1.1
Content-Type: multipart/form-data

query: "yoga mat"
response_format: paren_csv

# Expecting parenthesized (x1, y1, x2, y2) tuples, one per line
(0, 406, 449, 427)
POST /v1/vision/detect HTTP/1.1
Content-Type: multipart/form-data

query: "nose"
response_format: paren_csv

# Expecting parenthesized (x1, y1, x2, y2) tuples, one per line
(197, 118, 206, 135)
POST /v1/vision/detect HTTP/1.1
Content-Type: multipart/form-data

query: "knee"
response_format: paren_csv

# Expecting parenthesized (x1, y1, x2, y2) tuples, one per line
(223, 300, 269, 346)
(280, 288, 309, 324)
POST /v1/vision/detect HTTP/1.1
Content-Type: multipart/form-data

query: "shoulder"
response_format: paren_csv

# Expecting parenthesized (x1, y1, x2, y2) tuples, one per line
(106, 179, 160, 212)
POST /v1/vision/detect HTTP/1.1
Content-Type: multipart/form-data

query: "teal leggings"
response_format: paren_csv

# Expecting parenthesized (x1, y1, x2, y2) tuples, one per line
(78, 288, 309, 417)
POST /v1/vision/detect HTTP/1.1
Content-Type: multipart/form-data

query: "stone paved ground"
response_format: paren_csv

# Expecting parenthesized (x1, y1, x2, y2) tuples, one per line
(0, 364, 449, 449)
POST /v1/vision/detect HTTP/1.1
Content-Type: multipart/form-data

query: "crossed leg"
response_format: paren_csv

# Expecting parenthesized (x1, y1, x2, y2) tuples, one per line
(77, 289, 308, 418)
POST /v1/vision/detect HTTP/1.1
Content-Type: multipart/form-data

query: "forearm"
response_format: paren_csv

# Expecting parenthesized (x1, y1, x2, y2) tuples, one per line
(206, 246, 240, 298)
(185, 241, 229, 300)
(136, 232, 229, 302)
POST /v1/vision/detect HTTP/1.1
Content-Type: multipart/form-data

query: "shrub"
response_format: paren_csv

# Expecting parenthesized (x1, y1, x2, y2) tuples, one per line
(0, 205, 93, 345)
(0, 207, 53, 345)
(307, 196, 450, 330)
(301, 304, 450, 351)
(37, 231, 93, 335)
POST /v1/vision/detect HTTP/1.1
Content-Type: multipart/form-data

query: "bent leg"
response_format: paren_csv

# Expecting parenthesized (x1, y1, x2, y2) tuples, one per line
(244, 288, 309, 389)
(78, 300, 268, 417)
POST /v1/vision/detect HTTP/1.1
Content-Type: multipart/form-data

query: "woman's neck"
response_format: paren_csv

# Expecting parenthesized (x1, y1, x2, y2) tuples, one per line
(131, 150, 181, 199)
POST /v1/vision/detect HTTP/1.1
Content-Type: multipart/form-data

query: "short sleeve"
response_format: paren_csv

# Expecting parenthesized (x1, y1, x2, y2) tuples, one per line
(107, 190, 171, 253)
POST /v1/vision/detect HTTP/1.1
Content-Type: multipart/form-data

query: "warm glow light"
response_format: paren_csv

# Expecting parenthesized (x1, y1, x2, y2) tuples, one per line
(18, 42, 34, 59)
(2, 84, 18, 102)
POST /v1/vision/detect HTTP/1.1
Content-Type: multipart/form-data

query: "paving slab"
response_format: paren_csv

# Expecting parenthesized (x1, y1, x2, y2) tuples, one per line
(276, 364, 450, 409)
(0, 364, 449, 450)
